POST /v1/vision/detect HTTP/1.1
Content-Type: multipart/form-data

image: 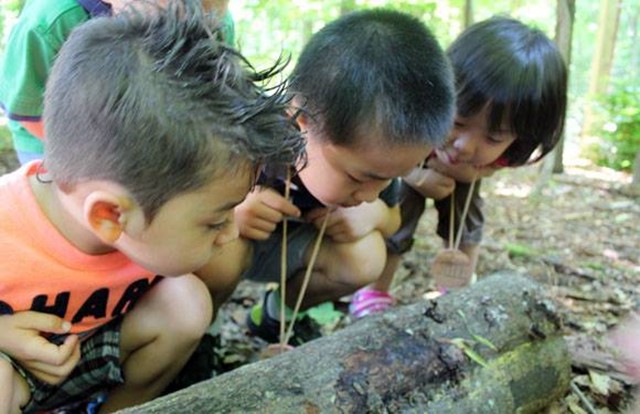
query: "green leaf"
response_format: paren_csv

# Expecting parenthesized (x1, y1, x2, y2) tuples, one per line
(505, 243, 537, 258)
(306, 302, 342, 325)
(471, 334, 499, 351)
(451, 338, 488, 367)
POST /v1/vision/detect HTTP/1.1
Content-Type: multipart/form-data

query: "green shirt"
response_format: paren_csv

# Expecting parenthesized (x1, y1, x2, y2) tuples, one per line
(0, 0, 91, 154)
(0, 0, 236, 156)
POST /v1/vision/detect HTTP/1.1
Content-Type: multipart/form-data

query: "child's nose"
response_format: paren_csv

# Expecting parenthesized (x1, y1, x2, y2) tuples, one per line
(451, 133, 477, 159)
(354, 180, 390, 204)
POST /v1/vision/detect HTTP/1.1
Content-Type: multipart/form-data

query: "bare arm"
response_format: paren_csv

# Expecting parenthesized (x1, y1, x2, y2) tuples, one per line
(403, 166, 456, 200)
(307, 199, 400, 243)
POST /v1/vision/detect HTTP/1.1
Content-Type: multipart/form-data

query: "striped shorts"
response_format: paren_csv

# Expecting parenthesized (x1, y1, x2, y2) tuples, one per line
(2, 318, 124, 412)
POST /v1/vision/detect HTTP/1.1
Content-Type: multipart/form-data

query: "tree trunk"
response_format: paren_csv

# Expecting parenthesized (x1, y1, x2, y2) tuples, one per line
(552, 0, 576, 174)
(628, 150, 640, 195)
(117, 273, 571, 414)
(339, 0, 356, 15)
(581, 0, 622, 140)
(534, 0, 576, 195)
(463, 0, 474, 29)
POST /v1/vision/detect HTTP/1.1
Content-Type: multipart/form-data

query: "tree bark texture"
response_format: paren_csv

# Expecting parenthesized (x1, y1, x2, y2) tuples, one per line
(117, 273, 571, 414)
(550, 0, 576, 174)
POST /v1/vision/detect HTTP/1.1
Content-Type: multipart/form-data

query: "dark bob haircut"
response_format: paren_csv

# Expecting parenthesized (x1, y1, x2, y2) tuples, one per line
(448, 16, 568, 166)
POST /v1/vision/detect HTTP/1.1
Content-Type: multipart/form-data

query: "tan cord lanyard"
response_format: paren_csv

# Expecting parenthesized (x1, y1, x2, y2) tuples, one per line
(451, 177, 477, 251)
(278, 170, 331, 350)
(278, 169, 292, 346)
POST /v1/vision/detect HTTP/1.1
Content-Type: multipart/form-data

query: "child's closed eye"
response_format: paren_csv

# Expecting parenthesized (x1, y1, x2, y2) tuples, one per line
(348, 174, 365, 184)
(486, 131, 514, 145)
(207, 219, 230, 231)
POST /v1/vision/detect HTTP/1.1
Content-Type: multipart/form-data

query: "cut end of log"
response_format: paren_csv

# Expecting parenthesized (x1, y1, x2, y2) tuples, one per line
(430, 249, 473, 289)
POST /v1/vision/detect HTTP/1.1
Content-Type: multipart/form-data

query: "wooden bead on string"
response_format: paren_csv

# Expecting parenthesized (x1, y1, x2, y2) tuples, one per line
(430, 178, 477, 290)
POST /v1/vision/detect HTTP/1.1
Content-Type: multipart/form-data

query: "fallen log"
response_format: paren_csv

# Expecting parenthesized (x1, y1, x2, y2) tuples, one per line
(117, 272, 571, 413)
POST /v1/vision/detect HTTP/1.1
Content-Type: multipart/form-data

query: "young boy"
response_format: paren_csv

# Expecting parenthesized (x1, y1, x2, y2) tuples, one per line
(199, 8, 455, 344)
(0, 2, 302, 412)
(350, 16, 568, 317)
(0, 0, 234, 165)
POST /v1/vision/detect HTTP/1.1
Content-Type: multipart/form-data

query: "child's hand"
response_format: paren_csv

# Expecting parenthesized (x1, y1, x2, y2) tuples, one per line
(428, 154, 498, 183)
(609, 312, 640, 382)
(307, 202, 383, 243)
(234, 186, 301, 240)
(403, 166, 455, 200)
(609, 312, 640, 411)
(0, 311, 81, 385)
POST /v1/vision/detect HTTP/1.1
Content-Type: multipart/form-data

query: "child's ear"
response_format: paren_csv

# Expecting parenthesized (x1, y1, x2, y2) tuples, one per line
(295, 111, 310, 131)
(289, 95, 309, 131)
(84, 191, 133, 244)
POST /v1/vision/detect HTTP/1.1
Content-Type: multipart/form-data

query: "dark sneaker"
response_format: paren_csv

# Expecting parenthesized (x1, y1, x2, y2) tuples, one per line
(246, 290, 322, 346)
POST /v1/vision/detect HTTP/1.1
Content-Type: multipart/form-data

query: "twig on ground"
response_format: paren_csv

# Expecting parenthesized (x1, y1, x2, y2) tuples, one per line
(570, 381, 598, 414)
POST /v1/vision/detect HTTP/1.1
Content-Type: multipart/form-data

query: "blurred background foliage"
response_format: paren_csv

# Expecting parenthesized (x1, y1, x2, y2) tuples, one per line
(0, 0, 638, 173)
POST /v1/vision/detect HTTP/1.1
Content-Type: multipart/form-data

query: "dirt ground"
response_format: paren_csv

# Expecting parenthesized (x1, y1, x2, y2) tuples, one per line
(2, 147, 638, 413)
(216, 156, 640, 413)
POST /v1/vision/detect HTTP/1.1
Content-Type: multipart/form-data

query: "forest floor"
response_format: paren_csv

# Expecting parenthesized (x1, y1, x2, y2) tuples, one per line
(1, 146, 638, 413)
(213, 154, 640, 413)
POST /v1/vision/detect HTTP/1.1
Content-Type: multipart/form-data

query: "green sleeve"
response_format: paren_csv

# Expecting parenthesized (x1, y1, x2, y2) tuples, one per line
(0, 2, 88, 119)
(221, 10, 235, 46)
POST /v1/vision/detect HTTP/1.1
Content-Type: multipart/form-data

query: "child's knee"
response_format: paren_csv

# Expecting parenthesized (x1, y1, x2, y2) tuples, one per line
(162, 275, 213, 339)
(330, 232, 387, 285)
(143, 275, 213, 341)
(201, 264, 244, 306)
(196, 239, 251, 299)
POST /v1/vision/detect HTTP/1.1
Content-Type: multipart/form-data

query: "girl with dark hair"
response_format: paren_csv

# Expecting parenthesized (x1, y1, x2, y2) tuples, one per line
(351, 16, 568, 317)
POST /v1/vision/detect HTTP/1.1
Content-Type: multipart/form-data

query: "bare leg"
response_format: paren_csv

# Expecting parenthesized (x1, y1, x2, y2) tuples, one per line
(458, 243, 480, 276)
(370, 252, 402, 292)
(196, 238, 252, 314)
(0, 358, 29, 414)
(99, 274, 212, 413)
(285, 231, 387, 310)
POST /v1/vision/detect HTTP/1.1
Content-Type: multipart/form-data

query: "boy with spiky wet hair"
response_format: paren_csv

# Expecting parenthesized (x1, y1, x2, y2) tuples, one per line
(0, 1, 302, 412)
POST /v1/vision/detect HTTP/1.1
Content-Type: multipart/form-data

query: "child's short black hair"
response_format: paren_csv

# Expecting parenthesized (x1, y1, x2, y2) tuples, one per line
(44, 0, 303, 219)
(289, 8, 455, 149)
(448, 16, 568, 166)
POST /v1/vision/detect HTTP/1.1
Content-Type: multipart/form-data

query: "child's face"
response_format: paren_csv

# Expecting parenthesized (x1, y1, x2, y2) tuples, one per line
(297, 130, 430, 208)
(116, 166, 252, 276)
(436, 105, 517, 169)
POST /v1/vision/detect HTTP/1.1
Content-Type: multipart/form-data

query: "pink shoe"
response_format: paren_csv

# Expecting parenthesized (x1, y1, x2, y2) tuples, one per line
(349, 288, 395, 318)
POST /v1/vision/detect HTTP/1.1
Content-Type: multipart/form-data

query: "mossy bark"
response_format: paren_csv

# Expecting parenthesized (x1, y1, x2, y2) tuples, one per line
(117, 273, 570, 414)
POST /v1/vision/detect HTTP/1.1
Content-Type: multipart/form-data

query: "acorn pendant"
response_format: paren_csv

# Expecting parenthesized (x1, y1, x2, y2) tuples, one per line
(430, 248, 473, 289)
(431, 178, 477, 290)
